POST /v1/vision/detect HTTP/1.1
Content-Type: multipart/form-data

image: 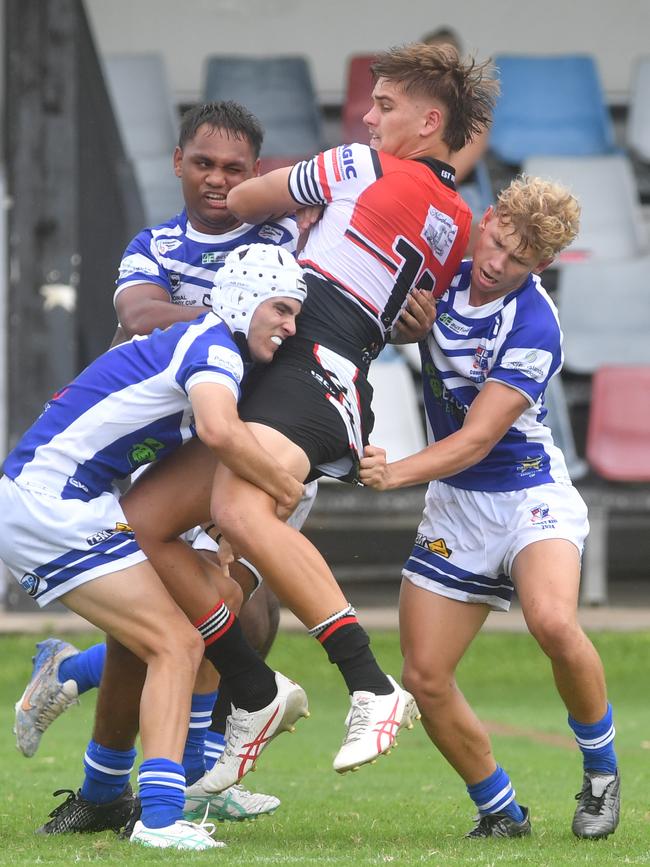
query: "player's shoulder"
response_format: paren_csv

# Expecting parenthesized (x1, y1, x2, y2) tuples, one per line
(126, 210, 187, 250)
(508, 274, 561, 334)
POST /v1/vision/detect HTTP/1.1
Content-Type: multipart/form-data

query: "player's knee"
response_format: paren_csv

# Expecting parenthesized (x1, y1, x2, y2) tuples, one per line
(528, 612, 579, 659)
(141, 619, 204, 674)
(402, 657, 454, 705)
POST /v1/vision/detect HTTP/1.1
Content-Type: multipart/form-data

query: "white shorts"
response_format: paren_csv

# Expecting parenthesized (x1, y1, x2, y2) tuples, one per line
(0, 476, 146, 608)
(402, 480, 589, 612)
(183, 480, 319, 593)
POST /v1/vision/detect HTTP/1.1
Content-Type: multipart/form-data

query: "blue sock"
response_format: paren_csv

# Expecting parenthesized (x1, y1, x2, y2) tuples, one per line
(568, 703, 618, 774)
(59, 643, 106, 694)
(183, 691, 218, 785)
(80, 739, 136, 804)
(204, 731, 226, 771)
(138, 758, 186, 829)
(467, 766, 525, 822)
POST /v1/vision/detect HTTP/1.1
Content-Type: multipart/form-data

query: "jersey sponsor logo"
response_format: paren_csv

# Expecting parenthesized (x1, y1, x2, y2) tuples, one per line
(20, 572, 44, 597)
(128, 437, 165, 469)
(337, 145, 358, 179)
(530, 502, 557, 528)
(421, 206, 458, 266)
(207, 345, 244, 380)
(155, 238, 183, 255)
(415, 533, 452, 558)
(422, 361, 467, 422)
(517, 455, 543, 478)
(86, 522, 134, 547)
(499, 347, 552, 383)
(257, 224, 284, 242)
(68, 477, 89, 494)
(438, 312, 471, 336)
(119, 253, 159, 279)
(202, 251, 228, 265)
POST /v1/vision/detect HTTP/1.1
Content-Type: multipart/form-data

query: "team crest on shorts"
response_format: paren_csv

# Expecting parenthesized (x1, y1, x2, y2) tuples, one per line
(415, 533, 452, 558)
(530, 503, 557, 529)
(20, 572, 44, 597)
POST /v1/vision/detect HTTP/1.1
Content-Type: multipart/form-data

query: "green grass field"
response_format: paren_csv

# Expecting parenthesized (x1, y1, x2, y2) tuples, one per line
(0, 629, 649, 865)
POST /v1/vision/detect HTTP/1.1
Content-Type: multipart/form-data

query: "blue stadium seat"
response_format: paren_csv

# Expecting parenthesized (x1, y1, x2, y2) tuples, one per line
(490, 55, 616, 163)
(203, 55, 324, 158)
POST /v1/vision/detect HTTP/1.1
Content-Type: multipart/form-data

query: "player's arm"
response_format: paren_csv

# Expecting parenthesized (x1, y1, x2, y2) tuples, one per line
(360, 380, 529, 489)
(190, 381, 303, 514)
(227, 167, 296, 224)
(116, 282, 210, 338)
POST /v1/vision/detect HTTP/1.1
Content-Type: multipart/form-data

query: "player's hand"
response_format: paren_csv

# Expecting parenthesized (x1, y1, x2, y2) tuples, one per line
(295, 205, 324, 254)
(276, 480, 304, 522)
(215, 536, 238, 573)
(295, 204, 324, 233)
(391, 289, 437, 344)
(359, 444, 393, 490)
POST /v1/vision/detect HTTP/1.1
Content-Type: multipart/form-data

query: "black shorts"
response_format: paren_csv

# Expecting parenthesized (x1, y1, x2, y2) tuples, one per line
(239, 340, 375, 483)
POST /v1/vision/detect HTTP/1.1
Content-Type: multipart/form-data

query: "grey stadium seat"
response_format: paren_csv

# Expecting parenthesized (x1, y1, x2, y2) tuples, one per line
(203, 55, 324, 158)
(103, 53, 183, 225)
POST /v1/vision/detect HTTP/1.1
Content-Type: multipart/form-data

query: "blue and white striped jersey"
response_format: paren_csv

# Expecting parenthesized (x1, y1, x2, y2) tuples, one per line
(422, 260, 570, 491)
(114, 209, 298, 310)
(3, 314, 243, 501)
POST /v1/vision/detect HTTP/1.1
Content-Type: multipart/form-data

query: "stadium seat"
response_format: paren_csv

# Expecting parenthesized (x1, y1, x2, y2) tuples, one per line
(103, 52, 183, 224)
(586, 365, 650, 482)
(490, 55, 616, 164)
(556, 255, 650, 374)
(580, 364, 650, 604)
(544, 376, 587, 480)
(203, 55, 324, 158)
(523, 154, 648, 262)
(341, 54, 375, 144)
(627, 55, 650, 162)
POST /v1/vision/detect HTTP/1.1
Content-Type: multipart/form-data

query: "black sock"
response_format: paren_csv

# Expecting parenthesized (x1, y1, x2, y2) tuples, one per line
(209, 684, 231, 736)
(310, 606, 392, 695)
(194, 601, 277, 712)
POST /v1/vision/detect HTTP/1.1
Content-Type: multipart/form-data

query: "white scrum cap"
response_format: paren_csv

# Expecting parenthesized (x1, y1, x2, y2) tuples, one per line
(211, 243, 307, 337)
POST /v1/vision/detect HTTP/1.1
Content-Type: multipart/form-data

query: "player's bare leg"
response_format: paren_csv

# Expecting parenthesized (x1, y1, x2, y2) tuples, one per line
(211, 423, 418, 775)
(399, 581, 493, 782)
(513, 540, 619, 839)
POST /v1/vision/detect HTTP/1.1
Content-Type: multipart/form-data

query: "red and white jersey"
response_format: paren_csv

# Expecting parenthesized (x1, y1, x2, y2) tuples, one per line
(289, 143, 472, 360)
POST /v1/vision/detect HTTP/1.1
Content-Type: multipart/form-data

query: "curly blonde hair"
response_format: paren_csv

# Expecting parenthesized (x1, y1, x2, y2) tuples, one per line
(495, 175, 581, 260)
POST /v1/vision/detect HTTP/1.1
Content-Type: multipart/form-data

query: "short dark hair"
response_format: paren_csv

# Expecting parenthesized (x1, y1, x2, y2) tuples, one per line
(371, 43, 499, 153)
(178, 101, 264, 158)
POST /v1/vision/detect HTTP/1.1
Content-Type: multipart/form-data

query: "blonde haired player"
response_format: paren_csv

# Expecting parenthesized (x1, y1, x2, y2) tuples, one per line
(361, 176, 620, 840)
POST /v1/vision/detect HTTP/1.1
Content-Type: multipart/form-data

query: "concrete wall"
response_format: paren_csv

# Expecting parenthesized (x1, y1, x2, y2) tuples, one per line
(85, 0, 647, 107)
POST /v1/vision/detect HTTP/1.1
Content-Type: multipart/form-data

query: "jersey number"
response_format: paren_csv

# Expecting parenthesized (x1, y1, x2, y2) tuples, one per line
(381, 236, 436, 329)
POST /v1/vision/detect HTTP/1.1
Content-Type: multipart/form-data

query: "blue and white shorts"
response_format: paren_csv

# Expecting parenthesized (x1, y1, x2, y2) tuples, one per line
(402, 480, 589, 611)
(0, 476, 146, 607)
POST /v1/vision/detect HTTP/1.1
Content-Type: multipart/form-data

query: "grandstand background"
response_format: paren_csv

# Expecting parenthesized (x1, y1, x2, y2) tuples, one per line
(1, 0, 649, 612)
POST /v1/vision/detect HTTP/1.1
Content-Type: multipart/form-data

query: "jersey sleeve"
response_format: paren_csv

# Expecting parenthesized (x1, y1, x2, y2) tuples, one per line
(176, 332, 244, 402)
(488, 308, 562, 405)
(114, 230, 173, 305)
(288, 143, 383, 206)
